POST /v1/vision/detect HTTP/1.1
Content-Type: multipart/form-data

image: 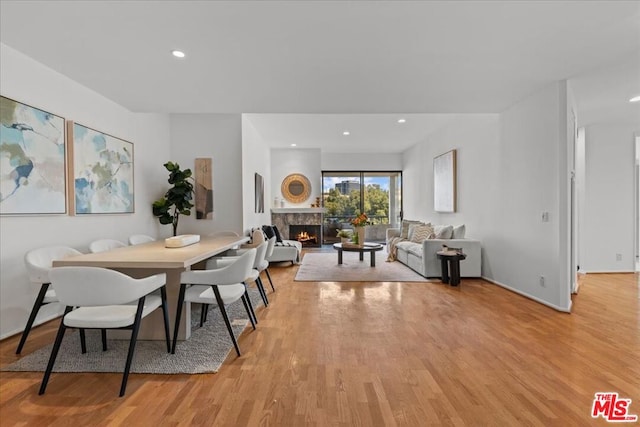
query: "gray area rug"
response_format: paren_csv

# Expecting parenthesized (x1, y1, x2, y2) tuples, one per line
(295, 252, 432, 282)
(2, 288, 263, 374)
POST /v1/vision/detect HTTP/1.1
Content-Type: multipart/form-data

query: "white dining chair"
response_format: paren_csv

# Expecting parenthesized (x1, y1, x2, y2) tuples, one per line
(171, 249, 256, 356)
(262, 236, 276, 292)
(216, 235, 274, 298)
(225, 236, 276, 293)
(18, 246, 82, 354)
(40, 267, 170, 397)
(89, 239, 127, 253)
(128, 234, 155, 245)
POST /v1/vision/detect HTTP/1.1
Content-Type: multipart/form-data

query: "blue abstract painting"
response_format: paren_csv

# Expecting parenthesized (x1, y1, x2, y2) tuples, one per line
(72, 123, 134, 214)
(0, 96, 66, 214)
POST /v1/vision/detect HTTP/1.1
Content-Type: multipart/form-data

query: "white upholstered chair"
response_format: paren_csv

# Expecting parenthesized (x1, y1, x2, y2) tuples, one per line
(40, 267, 170, 397)
(212, 240, 270, 307)
(89, 239, 127, 253)
(18, 246, 82, 354)
(262, 236, 276, 292)
(128, 234, 155, 245)
(171, 249, 257, 356)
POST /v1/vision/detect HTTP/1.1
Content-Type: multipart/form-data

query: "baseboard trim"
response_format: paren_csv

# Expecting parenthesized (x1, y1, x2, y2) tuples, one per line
(481, 276, 572, 313)
(583, 270, 636, 274)
(0, 312, 62, 341)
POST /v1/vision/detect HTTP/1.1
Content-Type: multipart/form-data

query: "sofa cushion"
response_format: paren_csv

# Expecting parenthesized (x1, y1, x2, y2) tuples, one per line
(452, 224, 466, 239)
(409, 224, 434, 243)
(401, 220, 423, 239)
(396, 241, 422, 256)
(271, 225, 284, 243)
(434, 225, 453, 239)
(262, 225, 276, 239)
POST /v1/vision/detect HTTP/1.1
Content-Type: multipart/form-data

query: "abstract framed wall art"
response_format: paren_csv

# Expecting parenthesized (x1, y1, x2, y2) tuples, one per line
(0, 96, 67, 215)
(69, 122, 134, 214)
(195, 157, 213, 219)
(255, 172, 264, 213)
(433, 149, 457, 213)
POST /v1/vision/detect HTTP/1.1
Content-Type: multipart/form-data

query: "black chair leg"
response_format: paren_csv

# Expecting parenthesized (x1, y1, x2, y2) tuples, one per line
(160, 286, 171, 353)
(241, 294, 256, 330)
(256, 277, 269, 306)
(39, 306, 72, 395)
(16, 283, 50, 354)
(243, 284, 258, 324)
(211, 285, 241, 357)
(80, 329, 87, 354)
(171, 284, 187, 354)
(101, 329, 108, 351)
(265, 268, 275, 292)
(120, 297, 145, 397)
(199, 304, 207, 327)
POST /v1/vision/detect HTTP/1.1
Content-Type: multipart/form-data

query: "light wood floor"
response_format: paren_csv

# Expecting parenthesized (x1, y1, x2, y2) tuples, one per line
(1, 255, 638, 426)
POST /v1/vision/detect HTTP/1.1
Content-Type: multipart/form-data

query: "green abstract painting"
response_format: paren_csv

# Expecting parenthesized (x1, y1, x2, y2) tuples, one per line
(72, 123, 134, 214)
(0, 96, 67, 215)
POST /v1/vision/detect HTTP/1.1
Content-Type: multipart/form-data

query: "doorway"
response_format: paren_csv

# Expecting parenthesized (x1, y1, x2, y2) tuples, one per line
(635, 136, 640, 272)
(321, 171, 402, 243)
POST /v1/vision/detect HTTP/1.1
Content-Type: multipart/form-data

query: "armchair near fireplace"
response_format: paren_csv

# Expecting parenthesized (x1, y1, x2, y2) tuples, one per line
(242, 228, 302, 265)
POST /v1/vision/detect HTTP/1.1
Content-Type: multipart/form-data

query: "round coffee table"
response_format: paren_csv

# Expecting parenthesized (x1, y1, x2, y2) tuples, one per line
(333, 242, 384, 267)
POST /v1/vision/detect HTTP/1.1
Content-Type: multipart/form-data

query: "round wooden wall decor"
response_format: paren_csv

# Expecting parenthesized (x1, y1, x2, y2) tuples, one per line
(281, 173, 312, 203)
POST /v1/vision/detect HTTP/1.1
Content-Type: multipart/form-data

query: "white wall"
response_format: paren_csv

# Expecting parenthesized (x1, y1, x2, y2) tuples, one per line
(402, 114, 501, 265)
(169, 114, 244, 236)
(242, 117, 271, 232)
(495, 81, 570, 311)
(321, 152, 402, 171)
(0, 44, 171, 338)
(270, 148, 322, 209)
(580, 124, 638, 272)
(402, 82, 573, 311)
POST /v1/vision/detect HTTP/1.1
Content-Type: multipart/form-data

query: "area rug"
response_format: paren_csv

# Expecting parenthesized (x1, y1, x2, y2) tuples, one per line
(295, 252, 432, 282)
(2, 288, 262, 375)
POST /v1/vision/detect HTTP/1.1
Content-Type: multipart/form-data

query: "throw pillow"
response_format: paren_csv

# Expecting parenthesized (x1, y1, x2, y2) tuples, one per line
(251, 228, 266, 244)
(408, 222, 431, 241)
(272, 225, 284, 243)
(262, 225, 276, 239)
(452, 224, 466, 239)
(434, 225, 454, 239)
(401, 219, 423, 239)
(410, 224, 435, 243)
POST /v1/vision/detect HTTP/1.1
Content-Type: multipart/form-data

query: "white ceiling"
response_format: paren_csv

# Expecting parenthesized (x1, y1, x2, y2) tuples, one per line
(1, 1, 639, 152)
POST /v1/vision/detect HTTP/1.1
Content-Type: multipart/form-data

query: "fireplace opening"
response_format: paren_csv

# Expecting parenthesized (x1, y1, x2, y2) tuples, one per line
(289, 225, 322, 248)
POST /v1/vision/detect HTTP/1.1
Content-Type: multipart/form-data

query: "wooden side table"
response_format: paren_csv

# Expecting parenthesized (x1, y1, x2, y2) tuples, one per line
(436, 250, 467, 286)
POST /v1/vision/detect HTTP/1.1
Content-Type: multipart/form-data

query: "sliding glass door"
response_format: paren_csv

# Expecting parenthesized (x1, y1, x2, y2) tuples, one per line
(322, 171, 402, 243)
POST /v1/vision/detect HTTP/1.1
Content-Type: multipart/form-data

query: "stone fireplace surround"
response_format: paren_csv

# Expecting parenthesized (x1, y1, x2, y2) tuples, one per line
(271, 208, 324, 244)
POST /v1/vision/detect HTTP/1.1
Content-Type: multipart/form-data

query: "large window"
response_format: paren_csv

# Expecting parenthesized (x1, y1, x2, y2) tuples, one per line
(322, 171, 402, 243)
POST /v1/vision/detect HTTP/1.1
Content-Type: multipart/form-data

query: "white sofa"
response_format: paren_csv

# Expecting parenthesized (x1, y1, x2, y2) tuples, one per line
(386, 227, 481, 278)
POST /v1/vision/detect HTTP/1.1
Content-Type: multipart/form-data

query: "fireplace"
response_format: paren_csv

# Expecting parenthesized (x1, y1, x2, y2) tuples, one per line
(289, 225, 322, 248)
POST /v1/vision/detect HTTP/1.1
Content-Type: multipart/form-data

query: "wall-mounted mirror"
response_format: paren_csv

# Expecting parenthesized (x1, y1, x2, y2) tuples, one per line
(281, 173, 311, 203)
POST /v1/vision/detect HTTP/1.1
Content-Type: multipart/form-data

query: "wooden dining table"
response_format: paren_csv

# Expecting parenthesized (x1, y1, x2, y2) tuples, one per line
(52, 235, 249, 341)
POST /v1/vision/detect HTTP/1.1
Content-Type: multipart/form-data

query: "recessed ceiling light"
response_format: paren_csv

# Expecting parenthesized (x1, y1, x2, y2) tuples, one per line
(290, 143, 297, 147)
(343, 131, 350, 136)
(397, 118, 406, 123)
(171, 50, 185, 58)
(629, 95, 640, 103)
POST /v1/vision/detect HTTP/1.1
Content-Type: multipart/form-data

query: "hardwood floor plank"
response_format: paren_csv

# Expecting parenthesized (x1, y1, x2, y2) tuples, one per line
(1, 258, 638, 426)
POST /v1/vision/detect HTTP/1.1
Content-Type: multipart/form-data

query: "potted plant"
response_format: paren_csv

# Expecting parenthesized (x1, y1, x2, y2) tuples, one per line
(350, 213, 370, 245)
(336, 229, 352, 244)
(152, 161, 194, 236)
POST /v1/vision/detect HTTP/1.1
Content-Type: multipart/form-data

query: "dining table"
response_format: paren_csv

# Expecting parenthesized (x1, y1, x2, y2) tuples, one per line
(52, 235, 249, 341)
